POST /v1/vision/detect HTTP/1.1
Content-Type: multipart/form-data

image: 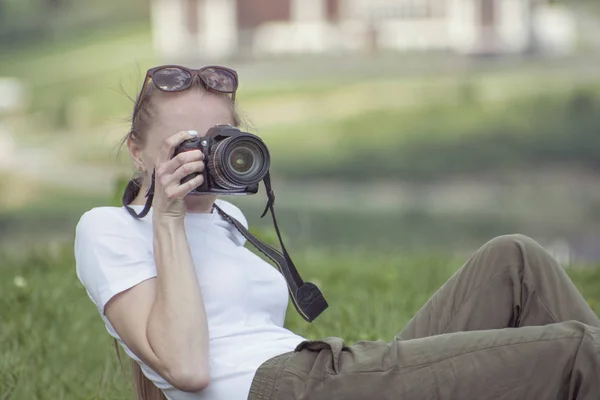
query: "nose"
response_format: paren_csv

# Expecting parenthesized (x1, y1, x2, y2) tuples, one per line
(192, 74, 206, 89)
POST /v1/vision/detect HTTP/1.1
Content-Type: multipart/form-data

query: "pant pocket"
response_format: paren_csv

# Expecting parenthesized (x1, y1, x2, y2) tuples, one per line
(294, 336, 346, 374)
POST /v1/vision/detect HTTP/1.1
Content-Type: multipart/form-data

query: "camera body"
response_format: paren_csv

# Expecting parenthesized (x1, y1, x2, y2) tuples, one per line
(173, 124, 271, 195)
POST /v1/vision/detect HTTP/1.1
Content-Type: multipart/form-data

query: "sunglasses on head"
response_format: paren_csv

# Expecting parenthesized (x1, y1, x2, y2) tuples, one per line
(133, 65, 239, 120)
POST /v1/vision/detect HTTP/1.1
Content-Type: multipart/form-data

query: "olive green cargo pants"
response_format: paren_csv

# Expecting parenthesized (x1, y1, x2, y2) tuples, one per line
(248, 234, 600, 400)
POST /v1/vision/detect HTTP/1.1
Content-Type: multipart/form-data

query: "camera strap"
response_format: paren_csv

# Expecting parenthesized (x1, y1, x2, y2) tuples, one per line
(122, 171, 328, 323)
(213, 172, 328, 323)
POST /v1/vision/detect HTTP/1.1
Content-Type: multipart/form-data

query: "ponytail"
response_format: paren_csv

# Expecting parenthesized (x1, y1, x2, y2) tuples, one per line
(114, 339, 167, 400)
(132, 359, 168, 400)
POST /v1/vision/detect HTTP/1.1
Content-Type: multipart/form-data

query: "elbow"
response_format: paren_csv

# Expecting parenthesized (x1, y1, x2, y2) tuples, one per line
(167, 367, 210, 393)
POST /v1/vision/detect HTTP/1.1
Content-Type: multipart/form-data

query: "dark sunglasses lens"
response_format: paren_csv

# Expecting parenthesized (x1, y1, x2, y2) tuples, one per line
(153, 67, 192, 91)
(200, 68, 237, 92)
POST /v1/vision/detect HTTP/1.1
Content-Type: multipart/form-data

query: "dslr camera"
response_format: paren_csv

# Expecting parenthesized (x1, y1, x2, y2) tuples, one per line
(173, 124, 271, 195)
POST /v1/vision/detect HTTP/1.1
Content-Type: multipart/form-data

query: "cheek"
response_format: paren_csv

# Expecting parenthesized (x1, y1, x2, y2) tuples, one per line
(139, 144, 160, 168)
(141, 132, 169, 165)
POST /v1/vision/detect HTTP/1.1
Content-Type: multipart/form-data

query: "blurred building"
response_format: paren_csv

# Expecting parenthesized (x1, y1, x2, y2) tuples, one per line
(150, 0, 576, 60)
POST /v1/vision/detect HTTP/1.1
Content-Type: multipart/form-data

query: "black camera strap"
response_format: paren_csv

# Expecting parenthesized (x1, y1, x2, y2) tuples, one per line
(122, 171, 328, 323)
(123, 171, 156, 220)
(214, 172, 328, 323)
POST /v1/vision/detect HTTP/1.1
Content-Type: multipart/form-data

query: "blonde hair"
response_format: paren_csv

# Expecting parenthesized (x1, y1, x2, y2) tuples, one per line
(114, 340, 167, 400)
(132, 359, 168, 400)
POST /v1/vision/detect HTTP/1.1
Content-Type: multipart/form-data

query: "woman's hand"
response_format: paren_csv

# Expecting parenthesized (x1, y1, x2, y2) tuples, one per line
(152, 130, 205, 220)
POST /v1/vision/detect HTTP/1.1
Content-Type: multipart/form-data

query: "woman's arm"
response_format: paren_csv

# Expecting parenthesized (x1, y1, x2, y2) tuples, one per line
(105, 130, 210, 392)
(105, 219, 209, 392)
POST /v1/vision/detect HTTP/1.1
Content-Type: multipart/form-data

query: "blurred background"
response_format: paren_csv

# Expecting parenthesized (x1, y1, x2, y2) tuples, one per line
(2, 0, 600, 257)
(2, 0, 600, 398)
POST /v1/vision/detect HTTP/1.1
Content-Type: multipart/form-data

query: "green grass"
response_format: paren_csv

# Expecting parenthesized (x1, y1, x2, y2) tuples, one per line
(1, 242, 599, 399)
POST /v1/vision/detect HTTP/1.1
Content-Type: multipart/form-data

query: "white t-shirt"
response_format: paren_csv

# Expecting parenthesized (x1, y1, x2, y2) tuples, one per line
(74, 199, 307, 400)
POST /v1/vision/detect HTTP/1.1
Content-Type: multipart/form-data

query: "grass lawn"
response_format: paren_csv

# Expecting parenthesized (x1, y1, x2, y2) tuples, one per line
(1, 242, 599, 399)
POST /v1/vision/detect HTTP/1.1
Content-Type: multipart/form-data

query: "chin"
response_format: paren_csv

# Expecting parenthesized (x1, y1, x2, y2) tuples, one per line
(184, 194, 218, 213)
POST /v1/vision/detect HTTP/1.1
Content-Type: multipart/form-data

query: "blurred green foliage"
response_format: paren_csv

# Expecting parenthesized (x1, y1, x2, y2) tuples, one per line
(266, 85, 600, 182)
(0, 0, 149, 48)
(0, 24, 154, 131)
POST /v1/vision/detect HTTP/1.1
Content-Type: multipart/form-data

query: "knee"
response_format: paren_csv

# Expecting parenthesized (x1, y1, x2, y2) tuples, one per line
(478, 234, 552, 273)
(484, 234, 543, 255)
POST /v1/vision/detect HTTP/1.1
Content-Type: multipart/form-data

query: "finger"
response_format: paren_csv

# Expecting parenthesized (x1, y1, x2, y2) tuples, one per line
(169, 174, 205, 199)
(160, 150, 204, 176)
(162, 161, 205, 187)
(158, 130, 200, 163)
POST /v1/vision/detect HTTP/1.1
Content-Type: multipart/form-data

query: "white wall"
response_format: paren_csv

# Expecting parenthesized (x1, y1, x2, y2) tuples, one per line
(292, 0, 326, 22)
(252, 22, 342, 55)
(497, 0, 530, 53)
(151, 0, 192, 58)
(254, 0, 339, 55)
(198, 0, 238, 59)
(377, 19, 450, 51)
(151, 0, 238, 60)
(343, 0, 432, 20)
(533, 5, 577, 55)
(447, 0, 479, 54)
(446, 0, 552, 55)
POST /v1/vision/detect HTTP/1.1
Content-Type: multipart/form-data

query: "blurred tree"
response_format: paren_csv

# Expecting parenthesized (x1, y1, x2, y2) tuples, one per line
(0, 0, 150, 48)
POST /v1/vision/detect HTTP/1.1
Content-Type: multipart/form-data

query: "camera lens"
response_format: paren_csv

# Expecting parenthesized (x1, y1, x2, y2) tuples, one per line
(229, 142, 262, 175)
(209, 135, 270, 190)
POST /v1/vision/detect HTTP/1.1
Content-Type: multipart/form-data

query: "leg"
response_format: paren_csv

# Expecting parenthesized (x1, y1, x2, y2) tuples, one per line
(271, 321, 600, 400)
(400, 234, 600, 340)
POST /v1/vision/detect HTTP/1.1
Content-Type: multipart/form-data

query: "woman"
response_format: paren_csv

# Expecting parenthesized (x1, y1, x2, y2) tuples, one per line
(75, 65, 600, 400)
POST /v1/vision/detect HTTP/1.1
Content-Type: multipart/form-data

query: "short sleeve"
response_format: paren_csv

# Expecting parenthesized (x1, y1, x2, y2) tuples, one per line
(74, 208, 156, 314)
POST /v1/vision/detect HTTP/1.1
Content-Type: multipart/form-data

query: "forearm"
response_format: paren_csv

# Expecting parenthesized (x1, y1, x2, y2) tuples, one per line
(147, 216, 209, 381)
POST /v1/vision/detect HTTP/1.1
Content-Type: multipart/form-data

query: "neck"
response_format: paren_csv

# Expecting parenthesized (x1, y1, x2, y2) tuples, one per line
(185, 195, 218, 214)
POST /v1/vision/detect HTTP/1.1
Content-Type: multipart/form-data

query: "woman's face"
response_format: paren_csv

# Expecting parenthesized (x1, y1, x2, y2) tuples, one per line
(137, 89, 235, 210)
